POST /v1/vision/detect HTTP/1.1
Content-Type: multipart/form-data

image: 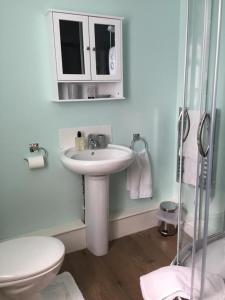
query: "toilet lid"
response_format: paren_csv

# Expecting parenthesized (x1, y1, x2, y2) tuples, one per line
(0, 236, 65, 283)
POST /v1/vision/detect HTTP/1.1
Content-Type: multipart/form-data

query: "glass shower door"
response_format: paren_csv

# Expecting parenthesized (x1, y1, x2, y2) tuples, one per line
(177, 0, 211, 264)
(176, 0, 223, 298)
(197, 0, 223, 298)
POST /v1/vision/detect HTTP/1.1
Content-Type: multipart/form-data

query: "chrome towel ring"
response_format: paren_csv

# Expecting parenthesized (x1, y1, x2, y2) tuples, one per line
(130, 134, 148, 150)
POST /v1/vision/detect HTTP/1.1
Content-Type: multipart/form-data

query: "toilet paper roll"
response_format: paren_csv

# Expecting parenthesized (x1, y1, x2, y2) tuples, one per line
(61, 84, 69, 100)
(27, 155, 45, 169)
(68, 84, 79, 99)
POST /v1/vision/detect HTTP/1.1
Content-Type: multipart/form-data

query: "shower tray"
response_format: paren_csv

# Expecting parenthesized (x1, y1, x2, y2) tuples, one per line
(172, 232, 225, 279)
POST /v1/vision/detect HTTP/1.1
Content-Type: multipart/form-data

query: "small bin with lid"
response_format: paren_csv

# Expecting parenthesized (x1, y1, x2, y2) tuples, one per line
(156, 201, 178, 236)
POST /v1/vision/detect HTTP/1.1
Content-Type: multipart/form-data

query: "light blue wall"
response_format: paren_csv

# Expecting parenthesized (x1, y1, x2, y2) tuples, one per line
(0, 0, 180, 240)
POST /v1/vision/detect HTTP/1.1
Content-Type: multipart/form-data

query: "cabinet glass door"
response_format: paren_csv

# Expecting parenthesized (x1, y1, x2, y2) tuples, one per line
(89, 17, 121, 80)
(53, 13, 91, 80)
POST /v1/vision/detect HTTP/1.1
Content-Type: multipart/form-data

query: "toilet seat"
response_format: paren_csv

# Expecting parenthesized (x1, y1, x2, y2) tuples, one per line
(0, 236, 65, 284)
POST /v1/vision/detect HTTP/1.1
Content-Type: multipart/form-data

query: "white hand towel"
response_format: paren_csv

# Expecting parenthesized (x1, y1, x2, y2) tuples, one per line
(182, 110, 200, 186)
(139, 149, 152, 198)
(183, 157, 198, 187)
(183, 110, 200, 161)
(109, 46, 116, 75)
(127, 149, 152, 199)
(140, 265, 225, 300)
(127, 152, 142, 199)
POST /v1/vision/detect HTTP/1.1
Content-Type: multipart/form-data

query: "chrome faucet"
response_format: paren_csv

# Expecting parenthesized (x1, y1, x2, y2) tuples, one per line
(88, 134, 98, 149)
(87, 133, 107, 149)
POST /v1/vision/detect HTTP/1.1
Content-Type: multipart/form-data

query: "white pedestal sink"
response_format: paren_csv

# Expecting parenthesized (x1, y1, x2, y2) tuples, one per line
(60, 144, 134, 256)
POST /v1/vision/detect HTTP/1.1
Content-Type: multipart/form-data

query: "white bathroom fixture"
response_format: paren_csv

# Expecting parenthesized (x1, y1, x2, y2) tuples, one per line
(47, 9, 124, 102)
(60, 144, 134, 256)
(0, 236, 65, 300)
(61, 144, 133, 175)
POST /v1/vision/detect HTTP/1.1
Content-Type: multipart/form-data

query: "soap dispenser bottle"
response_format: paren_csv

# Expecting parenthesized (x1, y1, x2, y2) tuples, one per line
(75, 131, 85, 151)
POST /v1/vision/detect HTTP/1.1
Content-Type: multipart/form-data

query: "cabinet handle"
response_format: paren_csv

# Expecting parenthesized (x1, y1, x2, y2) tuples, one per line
(86, 46, 90, 50)
(92, 47, 96, 51)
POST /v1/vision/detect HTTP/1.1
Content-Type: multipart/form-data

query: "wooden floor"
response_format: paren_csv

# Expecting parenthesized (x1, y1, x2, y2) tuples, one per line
(60, 227, 177, 300)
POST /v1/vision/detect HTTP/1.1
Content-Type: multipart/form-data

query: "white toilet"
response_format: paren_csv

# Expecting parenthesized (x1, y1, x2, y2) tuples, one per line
(0, 236, 65, 300)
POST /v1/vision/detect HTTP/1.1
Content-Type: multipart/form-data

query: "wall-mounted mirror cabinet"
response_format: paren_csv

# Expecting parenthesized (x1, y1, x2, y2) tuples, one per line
(47, 10, 124, 102)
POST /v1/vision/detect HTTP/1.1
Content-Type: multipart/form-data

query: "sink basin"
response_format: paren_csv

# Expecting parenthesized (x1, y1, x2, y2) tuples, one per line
(60, 144, 134, 176)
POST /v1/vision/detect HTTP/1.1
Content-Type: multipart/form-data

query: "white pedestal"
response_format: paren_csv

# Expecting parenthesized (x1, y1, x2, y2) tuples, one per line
(85, 175, 109, 256)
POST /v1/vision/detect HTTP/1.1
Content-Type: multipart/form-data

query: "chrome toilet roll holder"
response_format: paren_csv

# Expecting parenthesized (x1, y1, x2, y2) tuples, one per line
(24, 143, 48, 163)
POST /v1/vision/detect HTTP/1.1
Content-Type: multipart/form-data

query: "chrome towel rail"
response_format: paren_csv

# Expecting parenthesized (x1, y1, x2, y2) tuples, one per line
(130, 133, 148, 150)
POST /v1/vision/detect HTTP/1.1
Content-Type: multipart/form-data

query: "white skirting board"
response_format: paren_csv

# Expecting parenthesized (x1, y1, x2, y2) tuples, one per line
(8, 208, 158, 253)
(55, 209, 158, 253)
(183, 211, 225, 239)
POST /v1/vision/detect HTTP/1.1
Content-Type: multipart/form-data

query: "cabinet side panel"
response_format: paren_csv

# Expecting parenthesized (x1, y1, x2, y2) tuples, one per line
(46, 11, 59, 100)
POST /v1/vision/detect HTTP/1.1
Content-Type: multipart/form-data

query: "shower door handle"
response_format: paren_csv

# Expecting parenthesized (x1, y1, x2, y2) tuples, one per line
(176, 108, 190, 182)
(178, 108, 190, 142)
(197, 112, 211, 157)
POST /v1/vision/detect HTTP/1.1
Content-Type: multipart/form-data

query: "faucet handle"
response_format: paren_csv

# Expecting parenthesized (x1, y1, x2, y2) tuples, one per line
(87, 134, 107, 149)
(96, 134, 107, 148)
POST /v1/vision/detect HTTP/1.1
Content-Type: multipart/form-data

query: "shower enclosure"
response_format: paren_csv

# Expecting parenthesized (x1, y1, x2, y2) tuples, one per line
(175, 0, 225, 298)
